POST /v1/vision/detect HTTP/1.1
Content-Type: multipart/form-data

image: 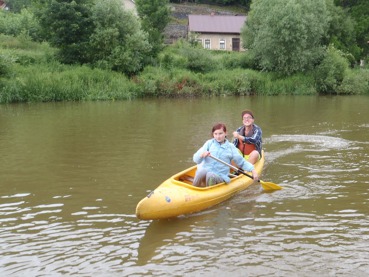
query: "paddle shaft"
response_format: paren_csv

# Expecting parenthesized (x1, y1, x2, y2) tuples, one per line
(209, 155, 256, 181)
(208, 154, 282, 191)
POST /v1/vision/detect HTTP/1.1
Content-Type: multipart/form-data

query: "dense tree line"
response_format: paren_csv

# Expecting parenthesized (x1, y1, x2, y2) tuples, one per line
(3, 0, 368, 65)
(2, 0, 169, 75)
(0, 0, 368, 102)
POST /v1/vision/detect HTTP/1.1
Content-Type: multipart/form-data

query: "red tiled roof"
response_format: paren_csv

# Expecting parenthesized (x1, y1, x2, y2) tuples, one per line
(188, 14, 247, 34)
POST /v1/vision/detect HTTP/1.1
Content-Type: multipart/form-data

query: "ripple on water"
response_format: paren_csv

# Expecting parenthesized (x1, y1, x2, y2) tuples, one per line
(0, 193, 148, 276)
(265, 134, 354, 164)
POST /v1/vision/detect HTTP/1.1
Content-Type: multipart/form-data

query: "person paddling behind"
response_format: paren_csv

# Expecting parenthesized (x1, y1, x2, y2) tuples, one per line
(193, 123, 258, 187)
(233, 110, 262, 165)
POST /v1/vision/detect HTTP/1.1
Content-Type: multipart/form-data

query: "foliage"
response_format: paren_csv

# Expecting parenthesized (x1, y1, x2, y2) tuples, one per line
(135, 0, 170, 57)
(0, 9, 43, 41)
(348, 1, 369, 60)
(242, 0, 329, 76)
(88, 0, 152, 75)
(255, 73, 317, 95)
(135, 66, 203, 97)
(0, 63, 137, 103)
(220, 51, 257, 70)
(324, 0, 360, 63)
(335, 0, 369, 60)
(337, 68, 369, 95)
(0, 54, 13, 77)
(38, 0, 95, 64)
(314, 45, 349, 94)
(158, 48, 187, 71)
(182, 47, 217, 73)
(136, 66, 318, 97)
(4, 0, 32, 12)
(1, 2, 368, 104)
(0, 33, 56, 66)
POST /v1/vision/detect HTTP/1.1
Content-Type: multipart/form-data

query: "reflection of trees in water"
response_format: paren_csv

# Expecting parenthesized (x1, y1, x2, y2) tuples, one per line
(136, 193, 259, 265)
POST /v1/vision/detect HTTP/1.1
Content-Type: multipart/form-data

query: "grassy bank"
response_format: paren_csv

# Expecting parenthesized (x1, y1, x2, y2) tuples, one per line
(1, 34, 368, 104)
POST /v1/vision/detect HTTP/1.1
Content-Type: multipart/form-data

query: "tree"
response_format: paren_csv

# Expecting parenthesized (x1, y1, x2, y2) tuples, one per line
(324, 0, 360, 64)
(346, 1, 369, 61)
(135, 0, 170, 58)
(334, 0, 369, 60)
(0, 8, 43, 41)
(242, 0, 329, 75)
(38, 0, 95, 64)
(314, 45, 349, 93)
(88, 0, 152, 75)
(5, 0, 32, 12)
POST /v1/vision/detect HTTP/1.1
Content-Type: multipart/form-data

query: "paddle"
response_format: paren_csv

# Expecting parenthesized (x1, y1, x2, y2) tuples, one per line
(209, 155, 282, 191)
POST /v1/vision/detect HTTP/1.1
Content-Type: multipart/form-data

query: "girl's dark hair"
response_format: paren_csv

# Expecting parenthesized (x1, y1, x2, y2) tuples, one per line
(211, 123, 227, 136)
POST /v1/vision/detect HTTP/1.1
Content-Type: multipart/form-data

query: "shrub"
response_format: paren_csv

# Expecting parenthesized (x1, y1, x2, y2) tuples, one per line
(0, 55, 13, 77)
(181, 47, 217, 73)
(0, 9, 43, 41)
(314, 45, 349, 94)
(337, 68, 369, 95)
(0, 34, 56, 65)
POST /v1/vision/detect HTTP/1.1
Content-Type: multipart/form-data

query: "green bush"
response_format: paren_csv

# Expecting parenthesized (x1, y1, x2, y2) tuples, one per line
(137, 67, 203, 97)
(0, 55, 13, 77)
(220, 51, 256, 70)
(0, 34, 56, 65)
(337, 68, 369, 95)
(0, 9, 43, 41)
(314, 45, 349, 94)
(183, 47, 217, 73)
(202, 69, 252, 96)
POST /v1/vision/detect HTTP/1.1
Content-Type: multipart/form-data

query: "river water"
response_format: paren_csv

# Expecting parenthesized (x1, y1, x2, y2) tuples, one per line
(0, 95, 368, 276)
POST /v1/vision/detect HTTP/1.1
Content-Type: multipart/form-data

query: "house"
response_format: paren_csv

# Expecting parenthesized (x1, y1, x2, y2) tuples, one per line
(188, 14, 247, 51)
(0, 0, 7, 10)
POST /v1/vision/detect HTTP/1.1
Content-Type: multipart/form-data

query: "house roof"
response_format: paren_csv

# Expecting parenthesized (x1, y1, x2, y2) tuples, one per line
(188, 14, 247, 34)
(0, 0, 6, 9)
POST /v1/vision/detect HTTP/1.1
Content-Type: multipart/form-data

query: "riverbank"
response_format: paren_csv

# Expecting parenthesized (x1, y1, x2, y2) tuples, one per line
(1, 28, 368, 103)
(1, 32, 368, 104)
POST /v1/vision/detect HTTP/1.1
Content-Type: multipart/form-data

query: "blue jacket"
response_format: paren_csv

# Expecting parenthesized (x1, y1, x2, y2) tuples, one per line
(233, 124, 262, 157)
(193, 138, 254, 183)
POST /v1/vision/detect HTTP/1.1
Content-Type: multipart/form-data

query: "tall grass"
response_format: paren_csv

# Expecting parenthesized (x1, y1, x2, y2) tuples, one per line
(0, 64, 137, 103)
(1, 34, 368, 104)
(337, 68, 369, 95)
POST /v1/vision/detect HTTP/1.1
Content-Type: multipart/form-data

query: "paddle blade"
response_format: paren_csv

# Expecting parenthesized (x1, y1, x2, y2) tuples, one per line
(260, 180, 282, 191)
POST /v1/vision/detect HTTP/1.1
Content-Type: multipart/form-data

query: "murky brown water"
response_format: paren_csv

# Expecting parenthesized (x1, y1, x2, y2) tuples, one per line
(1, 96, 368, 276)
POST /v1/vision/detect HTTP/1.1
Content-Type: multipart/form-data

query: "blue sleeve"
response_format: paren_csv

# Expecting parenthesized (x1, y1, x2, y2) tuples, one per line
(193, 140, 210, 164)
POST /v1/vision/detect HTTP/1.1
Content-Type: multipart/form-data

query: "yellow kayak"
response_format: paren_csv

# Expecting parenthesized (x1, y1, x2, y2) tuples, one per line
(136, 153, 265, 220)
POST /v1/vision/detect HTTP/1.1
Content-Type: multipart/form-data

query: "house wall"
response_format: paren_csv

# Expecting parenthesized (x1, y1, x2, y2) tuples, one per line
(193, 33, 245, 52)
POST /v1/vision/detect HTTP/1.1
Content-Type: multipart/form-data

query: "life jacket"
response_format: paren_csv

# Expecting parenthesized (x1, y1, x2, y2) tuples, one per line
(237, 126, 256, 156)
(237, 140, 256, 156)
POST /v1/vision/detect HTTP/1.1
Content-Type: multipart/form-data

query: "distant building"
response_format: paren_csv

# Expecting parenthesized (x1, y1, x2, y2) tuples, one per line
(188, 14, 247, 51)
(0, 0, 7, 10)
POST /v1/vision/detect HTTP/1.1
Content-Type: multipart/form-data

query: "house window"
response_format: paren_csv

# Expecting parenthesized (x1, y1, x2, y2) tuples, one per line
(204, 39, 211, 49)
(219, 39, 225, 50)
(197, 39, 203, 47)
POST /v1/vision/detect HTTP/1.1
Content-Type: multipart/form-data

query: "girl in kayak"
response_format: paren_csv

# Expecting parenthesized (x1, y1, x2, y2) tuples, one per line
(193, 123, 259, 187)
(232, 109, 262, 164)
